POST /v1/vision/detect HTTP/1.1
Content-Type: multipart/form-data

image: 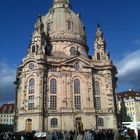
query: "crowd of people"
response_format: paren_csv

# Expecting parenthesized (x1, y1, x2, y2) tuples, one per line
(51, 129, 115, 140)
(118, 128, 140, 140)
(0, 131, 35, 140)
(0, 130, 114, 140)
(0, 128, 140, 140)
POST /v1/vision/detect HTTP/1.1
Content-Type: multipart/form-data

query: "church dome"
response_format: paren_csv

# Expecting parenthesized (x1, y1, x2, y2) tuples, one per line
(43, 0, 86, 46)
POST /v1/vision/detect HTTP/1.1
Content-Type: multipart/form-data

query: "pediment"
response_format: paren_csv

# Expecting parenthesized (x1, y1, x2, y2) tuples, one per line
(60, 56, 93, 68)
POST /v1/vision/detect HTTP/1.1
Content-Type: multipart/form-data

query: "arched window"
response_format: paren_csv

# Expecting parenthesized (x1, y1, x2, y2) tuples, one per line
(74, 79, 80, 94)
(26, 118, 32, 123)
(94, 81, 101, 110)
(50, 79, 57, 94)
(36, 45, 39, 53)
(101, 53, 103, 60)
(50, 79, 57, 110)
(29, 79, 35, 94)
(98, 118, 104, 126)
(68, 21, 72, 30)
(74, 79, 81, 110)
(95, 81, 100, 95)
(70, 47, 76, 55)
(97, 53, 101, 60)
(76, 117, 81, 121)
(32, 45, 36, 53)
(47, 23, 51, 32)
(51, 118, 58, 127)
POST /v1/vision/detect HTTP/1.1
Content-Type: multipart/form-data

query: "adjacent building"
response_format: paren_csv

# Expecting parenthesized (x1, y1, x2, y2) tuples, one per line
(117, 89, 140, 123)
(15, 0, 118, 132)
(117, 89, 140, 134)
(0, 103, 15, 125)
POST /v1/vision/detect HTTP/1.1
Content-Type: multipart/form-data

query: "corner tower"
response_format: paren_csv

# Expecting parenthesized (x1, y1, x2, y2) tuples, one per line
(93, 24, 110, 62)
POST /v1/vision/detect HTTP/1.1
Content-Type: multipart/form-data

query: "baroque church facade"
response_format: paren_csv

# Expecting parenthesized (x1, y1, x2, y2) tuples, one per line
(15, 0, 118, 132)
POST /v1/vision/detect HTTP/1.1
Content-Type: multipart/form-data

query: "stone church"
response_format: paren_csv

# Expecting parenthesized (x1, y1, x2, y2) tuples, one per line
(15, 0, 118, 132)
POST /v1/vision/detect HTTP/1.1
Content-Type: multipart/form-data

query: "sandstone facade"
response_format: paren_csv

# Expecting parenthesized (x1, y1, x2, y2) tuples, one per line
(15, 0, 118, 132)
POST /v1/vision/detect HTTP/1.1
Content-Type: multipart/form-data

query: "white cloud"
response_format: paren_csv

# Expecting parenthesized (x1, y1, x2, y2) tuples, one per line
(0, 61, 16, 105)
(117, 49, 140, 90)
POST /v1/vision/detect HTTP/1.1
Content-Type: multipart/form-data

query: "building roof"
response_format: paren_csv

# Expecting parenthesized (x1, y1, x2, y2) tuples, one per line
(117, 90, 140, 101)
(0, 103, 15, 114)
(43, 0, 87, 46)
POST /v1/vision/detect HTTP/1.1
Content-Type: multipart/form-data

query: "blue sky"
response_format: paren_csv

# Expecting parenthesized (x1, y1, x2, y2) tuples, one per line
(0, 0, 140, 105)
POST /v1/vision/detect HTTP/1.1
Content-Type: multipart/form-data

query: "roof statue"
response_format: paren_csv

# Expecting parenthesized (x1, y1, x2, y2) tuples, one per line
(96, 23, 103, 38)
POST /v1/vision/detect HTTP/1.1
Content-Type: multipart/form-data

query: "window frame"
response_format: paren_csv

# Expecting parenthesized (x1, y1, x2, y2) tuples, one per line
(28, 102, 34, 110)
(70, 47, 76, 55)
(50, 79, 57, 94)
(51, 118, 58, 127)
(29, 78, 35, 94)
(74, 96, 81, 110)
(97, 52, 101, 60)
(95, 97, 101, 110)
(98, 118, 104, 126)
(68, 21, 72, 30)
(50, 96, 57, 110)
(74, 79, 80, 94)
(95, 81, 100, 95)
(47, 23, 51, 32)
(32, 45, 36, 53)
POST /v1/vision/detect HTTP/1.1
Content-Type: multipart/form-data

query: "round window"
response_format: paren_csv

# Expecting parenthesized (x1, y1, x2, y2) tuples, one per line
(29, 63, 34, 70)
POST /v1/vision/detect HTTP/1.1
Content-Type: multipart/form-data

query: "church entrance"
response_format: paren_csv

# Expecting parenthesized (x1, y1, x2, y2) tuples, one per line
(75, 117, 83, 132)
(25, 119, 32, 132)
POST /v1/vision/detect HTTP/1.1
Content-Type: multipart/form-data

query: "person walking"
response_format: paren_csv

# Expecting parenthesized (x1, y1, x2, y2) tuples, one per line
(76, 132, 83, 140)
(138, 129, 140, 140)
(52, 132, 57, 140)
(84, 131, 94, 140)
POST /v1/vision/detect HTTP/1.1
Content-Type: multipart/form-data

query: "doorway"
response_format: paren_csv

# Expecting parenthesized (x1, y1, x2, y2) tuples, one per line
(26, 119, 32, 132)
(75, 117, 83, 132)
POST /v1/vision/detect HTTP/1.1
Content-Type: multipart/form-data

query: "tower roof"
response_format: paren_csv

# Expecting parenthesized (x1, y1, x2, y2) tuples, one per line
(96, 23, 103, 38)
(117, 90, 140, 101)
(0, 103, 15, 114)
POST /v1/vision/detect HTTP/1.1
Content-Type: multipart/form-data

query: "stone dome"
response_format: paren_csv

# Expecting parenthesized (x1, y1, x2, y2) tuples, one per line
(43, 0, 86, 46)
